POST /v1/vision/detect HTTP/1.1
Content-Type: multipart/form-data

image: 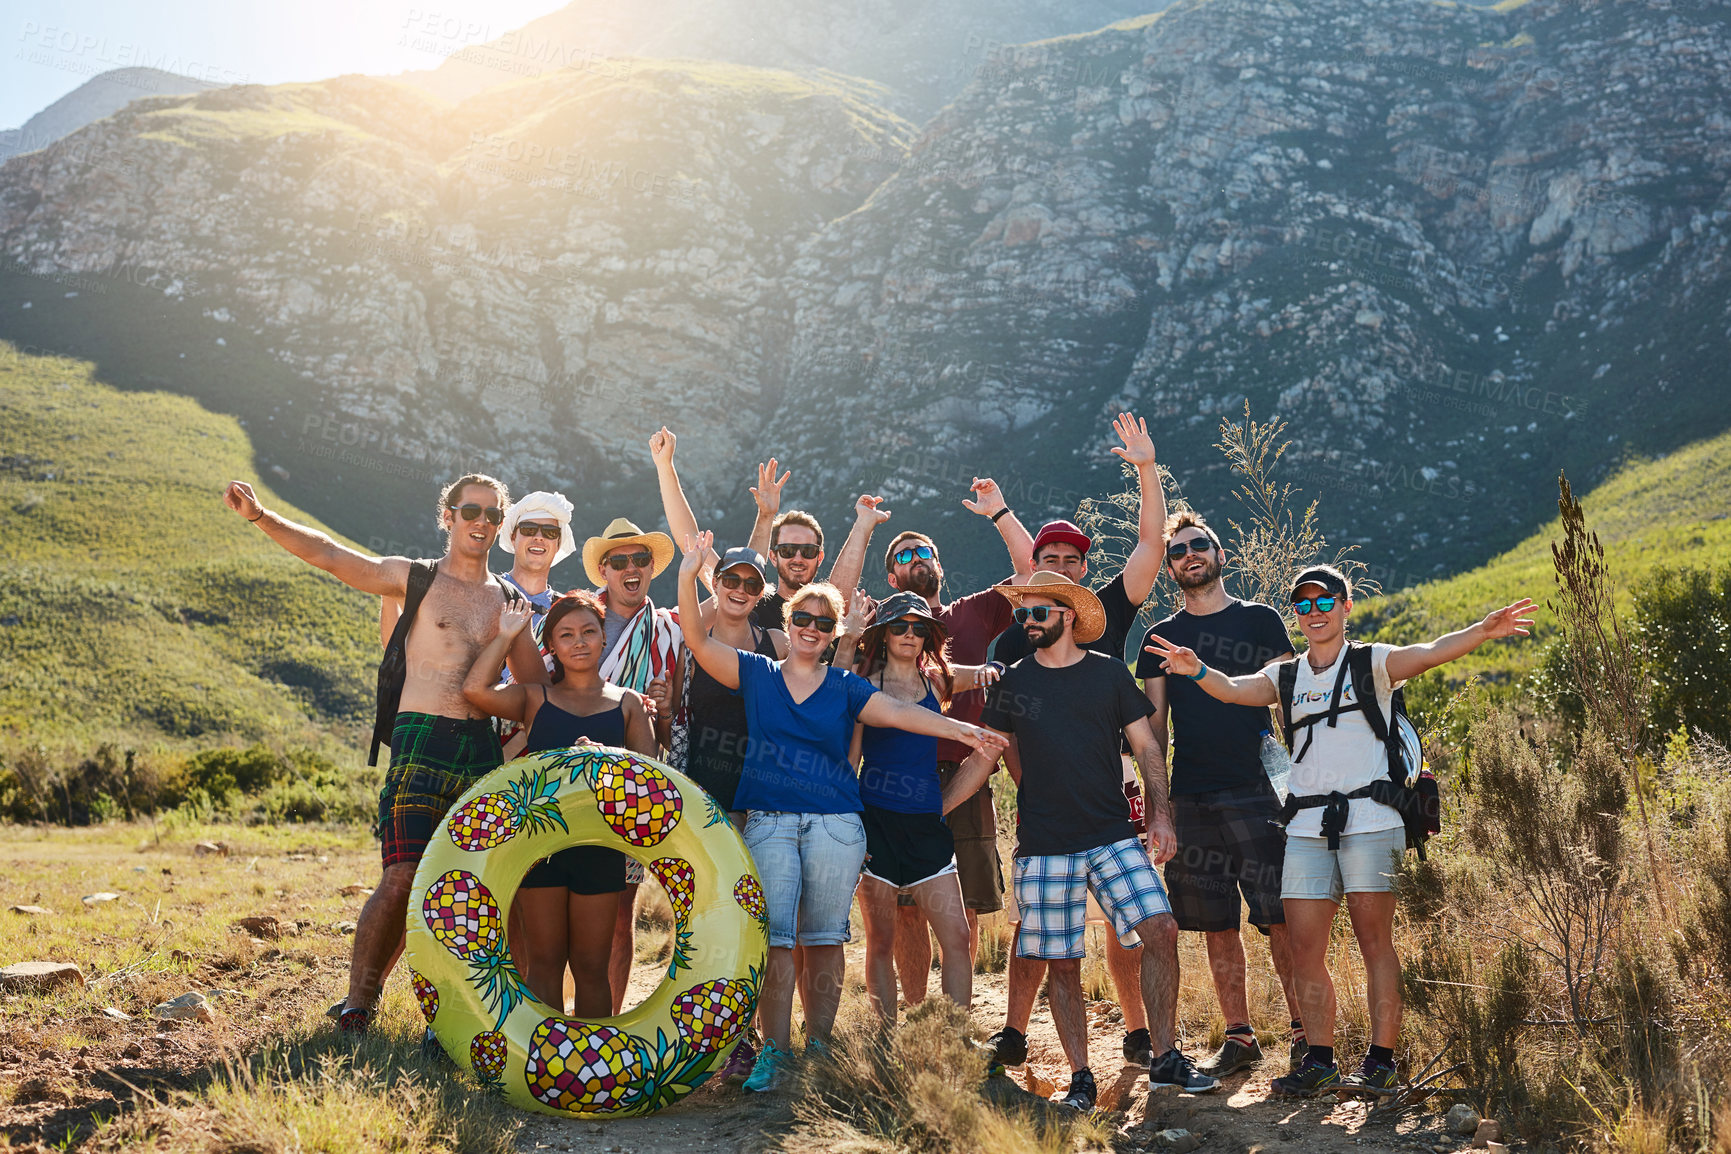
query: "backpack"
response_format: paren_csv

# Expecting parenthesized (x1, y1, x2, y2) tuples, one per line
(1275, 641, 1441, 859)
(369, 561, 439, 766)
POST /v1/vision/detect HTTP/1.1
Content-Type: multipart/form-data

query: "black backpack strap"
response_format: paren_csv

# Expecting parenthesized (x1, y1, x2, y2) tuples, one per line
(404, 560, 438, 619)
(1346, 642, 1388, 744)
(1277, 659, 1299, 753)
(369, 561, 438, 767)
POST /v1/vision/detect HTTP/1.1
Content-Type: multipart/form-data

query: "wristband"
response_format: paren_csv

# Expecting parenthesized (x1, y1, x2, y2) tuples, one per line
(1188, 662, 1208, 681)
(248, 509, 265, 523)
(990, 507, 1012, 524)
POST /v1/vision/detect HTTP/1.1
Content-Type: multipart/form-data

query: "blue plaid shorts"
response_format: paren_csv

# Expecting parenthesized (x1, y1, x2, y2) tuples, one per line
(1012, 837, 1173, 959)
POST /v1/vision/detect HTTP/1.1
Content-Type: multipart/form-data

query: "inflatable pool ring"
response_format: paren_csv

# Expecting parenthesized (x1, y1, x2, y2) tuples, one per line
(406, 744, 768, 1117)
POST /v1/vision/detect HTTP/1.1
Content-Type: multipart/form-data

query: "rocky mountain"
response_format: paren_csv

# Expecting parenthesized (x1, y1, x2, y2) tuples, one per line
(395, 0, 1166, 119)
(0, 68, 217, 162)
(0, 0, 1727, 593)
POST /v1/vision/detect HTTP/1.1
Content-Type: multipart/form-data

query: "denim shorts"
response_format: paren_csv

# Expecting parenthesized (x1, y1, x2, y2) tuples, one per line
(743, 810, 869, 949)
(1281, 827, 1407, 903)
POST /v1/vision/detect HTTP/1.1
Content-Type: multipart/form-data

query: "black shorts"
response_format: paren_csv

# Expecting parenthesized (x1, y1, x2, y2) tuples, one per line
(521, 846, 629, 895)
(861, 804, 956, 889)
(1164, 782, 1287, 933)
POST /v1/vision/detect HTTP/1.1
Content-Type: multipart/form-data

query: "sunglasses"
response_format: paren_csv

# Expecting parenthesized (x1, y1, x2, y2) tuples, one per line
(1291, 596, 1339, 615)
(717, 572, 765, 596)
(772, 543, 821, 560)
(1166, 538, 1214, 559)
(883, 620, 932, 637)
(893, 545, 936, 565)
(1013, 605, 1068, 624)
(602, 551, 654, 571)
(453, 503, 504, 525)
(789, 610, 837, 633)
(515, 523, 561, 540)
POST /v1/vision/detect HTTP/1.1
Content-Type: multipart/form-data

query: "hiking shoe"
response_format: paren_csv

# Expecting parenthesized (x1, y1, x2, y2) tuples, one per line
(336, 1006, 371, 1035)
(805, 1036, 832, 1060)
(1340, 1058, 1400, 1098)
(1148, 1048, 1221, 1094)
(1196, 1033, 1263, 1078)
(1054, 1068, 1097, 1112)
(1289, 1036, 1309, 1071)
(720, 1039, 757, 1085)
(1122, 1027, 1153, 1065)
(981, 1026, 1028, 1068)
(1271, 1057, 1342, 1097)
(742, 1040, 790, 1093)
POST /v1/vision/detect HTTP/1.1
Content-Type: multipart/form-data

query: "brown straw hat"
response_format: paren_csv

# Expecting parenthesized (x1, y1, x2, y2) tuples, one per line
(581, 517, 676, 587)
(993, 570, 1107, 644)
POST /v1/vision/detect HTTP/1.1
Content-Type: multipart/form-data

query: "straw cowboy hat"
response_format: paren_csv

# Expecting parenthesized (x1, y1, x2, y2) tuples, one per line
(582, 517, 676, 587)
(498, 491, 577, 565)
(993, 570, 1107, 644)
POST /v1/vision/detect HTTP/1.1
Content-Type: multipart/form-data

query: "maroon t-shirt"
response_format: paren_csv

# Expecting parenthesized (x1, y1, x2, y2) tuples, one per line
(935, 586, 1015, 764)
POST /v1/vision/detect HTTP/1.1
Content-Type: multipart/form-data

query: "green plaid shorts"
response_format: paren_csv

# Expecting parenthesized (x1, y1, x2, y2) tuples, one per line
(377, 712, 502, 866)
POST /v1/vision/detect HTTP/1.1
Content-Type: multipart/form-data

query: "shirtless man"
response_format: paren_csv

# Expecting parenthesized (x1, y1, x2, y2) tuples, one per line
(223, 473, 545, 1033)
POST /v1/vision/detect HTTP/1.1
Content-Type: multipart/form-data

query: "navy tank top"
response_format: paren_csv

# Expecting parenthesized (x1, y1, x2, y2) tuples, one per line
(859, 682, 943, 815)
(524, 687, 627, 753)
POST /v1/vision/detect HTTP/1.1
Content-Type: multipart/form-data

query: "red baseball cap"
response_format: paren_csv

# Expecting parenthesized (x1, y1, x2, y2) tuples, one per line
(1031, 519, 1092, 556)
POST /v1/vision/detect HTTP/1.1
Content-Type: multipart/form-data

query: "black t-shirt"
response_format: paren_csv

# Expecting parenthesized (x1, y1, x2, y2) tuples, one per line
(750, 591, 787, 633)
(979, 651, 1155, 856)
(989, 572, 1139, 666)
(1134, 599, 1294, 796)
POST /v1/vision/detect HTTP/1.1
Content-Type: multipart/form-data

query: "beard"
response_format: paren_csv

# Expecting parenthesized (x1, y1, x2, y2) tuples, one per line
(1027, 623, 1063, 649)
(1174, 555, 1223, 590)
(905, 563, 941, 598)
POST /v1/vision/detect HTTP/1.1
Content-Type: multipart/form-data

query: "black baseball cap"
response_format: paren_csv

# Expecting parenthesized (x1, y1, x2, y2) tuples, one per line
(717, 546, 768, 583)
(1288, 564, 1351, 600)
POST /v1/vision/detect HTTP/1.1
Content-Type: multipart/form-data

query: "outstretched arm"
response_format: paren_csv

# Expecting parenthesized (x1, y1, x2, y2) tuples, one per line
(940, 741, 1003, 816)
(225, 480, 408, 597)
(1109, 413, 1166, 605)
(858, 695, 1009, 761)
(1385, 598, 1535, 683)
(676, 530, 742, 689)
(463, 603, 536, 722)
(950, 663, 1003, 694)
(1142, 633, 1278, 706)
(747, 458, 789, 558)
(650, 427, 718, 579)
(825, 495, 890, 609)
(963, 478, 1034, 579)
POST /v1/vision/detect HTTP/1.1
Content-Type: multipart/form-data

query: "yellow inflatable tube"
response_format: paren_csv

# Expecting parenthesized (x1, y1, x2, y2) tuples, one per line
(405, 744, 768, 1117)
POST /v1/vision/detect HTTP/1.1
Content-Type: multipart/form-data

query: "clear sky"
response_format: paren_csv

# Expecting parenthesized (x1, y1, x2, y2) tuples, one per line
(3, 0, 570, 128)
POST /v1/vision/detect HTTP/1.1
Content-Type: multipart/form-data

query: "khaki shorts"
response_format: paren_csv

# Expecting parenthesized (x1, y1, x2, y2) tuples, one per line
(938, 761, 1004, 914)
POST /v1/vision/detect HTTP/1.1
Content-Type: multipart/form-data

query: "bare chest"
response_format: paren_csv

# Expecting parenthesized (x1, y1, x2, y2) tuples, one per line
(410, 579, 501, 654)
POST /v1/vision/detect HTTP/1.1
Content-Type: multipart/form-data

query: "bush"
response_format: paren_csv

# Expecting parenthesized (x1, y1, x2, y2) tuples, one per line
(1634, 565, 1731, 746)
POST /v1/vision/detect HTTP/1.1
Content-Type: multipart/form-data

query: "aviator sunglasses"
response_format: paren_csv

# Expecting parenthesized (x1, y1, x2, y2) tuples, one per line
(789, 610, 837, 633)
(772, 543, 821, 559)
(1013, 605, 1069, 624)
(1291, 596, 1339, 615)
(602, 551, 654, 571)
(717, 572, 765, 596)
(452, 503, 504, 525)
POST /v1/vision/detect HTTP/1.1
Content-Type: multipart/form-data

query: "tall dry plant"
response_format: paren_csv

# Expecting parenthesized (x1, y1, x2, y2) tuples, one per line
(1548, 473, 1667, 911)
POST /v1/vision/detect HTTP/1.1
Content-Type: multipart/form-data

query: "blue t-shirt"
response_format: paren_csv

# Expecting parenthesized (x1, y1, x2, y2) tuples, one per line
(732, 650, 879, 814)
(859, 686, 942, 815)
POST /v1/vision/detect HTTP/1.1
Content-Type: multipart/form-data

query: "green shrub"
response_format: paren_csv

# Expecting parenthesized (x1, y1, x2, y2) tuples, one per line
(1633, 565, 1731, 746)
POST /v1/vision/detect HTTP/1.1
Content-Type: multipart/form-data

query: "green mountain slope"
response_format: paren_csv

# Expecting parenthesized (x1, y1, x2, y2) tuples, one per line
(0, 341, 379, 752)
(1358, 430, 1731, 692)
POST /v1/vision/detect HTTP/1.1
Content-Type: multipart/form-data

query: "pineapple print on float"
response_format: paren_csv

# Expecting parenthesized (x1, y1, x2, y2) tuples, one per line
(405, 745, 767, 1117)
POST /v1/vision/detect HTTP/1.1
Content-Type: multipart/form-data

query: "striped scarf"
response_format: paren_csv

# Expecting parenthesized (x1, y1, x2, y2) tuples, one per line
(598, 595, 681, 692)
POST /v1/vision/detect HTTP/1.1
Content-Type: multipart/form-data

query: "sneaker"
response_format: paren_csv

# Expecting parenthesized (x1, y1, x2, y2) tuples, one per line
(805, 1036, 832, 1059)
(742, 1040, 789, 1093)
(1340, 1058, 1400, 1098)
(1054, 1068, 1097, 1112)
(1271, 1057, 1342, 1097)
(325, 999, 346, 1021)
(1289, 1036, 1309, 1071)
(981, 1026, 1028, 1068)
(336, 1006, 371, 1035)
(720, 1039, 757, 1086)
(1148, 1048, 1221, 1094)
(1196, 1033, 1263, 1077)
(1122, 1028, 1153, 1065)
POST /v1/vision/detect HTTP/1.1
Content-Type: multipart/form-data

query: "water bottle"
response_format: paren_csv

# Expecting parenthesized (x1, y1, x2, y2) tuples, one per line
(1260, 730, 1292, 803)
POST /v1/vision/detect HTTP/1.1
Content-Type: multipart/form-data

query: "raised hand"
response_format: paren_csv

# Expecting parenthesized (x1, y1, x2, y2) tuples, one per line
(1480, 598, 1536, 640)
(649, 426, 677, 469)
(855, 493, 891, 525)
(842, 587, 873, 635)
(223, 480, 263, 520)
(751, 458, 790, 516)
(960, 724, 1009, 758)
(1109, 412, 1157, 469)
(962, 477, 1006, 518)
(1143, 633, 1202, 678)
(498, 600, 532, 637)
(679, 529, 714, 578)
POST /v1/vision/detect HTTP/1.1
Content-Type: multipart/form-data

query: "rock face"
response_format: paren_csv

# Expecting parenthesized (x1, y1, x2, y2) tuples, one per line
(0, 68, 217, 162)
(1, 0, 1727, 587)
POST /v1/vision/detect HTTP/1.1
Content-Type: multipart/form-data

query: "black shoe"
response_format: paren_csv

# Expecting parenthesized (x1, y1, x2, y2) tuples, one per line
(420, 1026, 454, 1067)
(1289, 1036, 1309, 1071)
(982, 1026, 1028, 1068)
(1055, 1067, 1097, 1111)
(1271, 1057, 1341, 1097)
(1148, 1048, 1221, 1094)
(1339, 1057, 1399, 1098)
(1196, 1033, 1263, 1077)
(1122, 1028, 1152, 1065)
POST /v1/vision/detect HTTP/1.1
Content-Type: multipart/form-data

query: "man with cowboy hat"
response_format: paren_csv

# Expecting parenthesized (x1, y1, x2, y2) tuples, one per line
(973, 571, 1219, 1111)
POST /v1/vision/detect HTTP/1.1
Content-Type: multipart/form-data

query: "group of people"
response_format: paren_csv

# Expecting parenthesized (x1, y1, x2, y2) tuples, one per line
(222, 412, 1531, 1110)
